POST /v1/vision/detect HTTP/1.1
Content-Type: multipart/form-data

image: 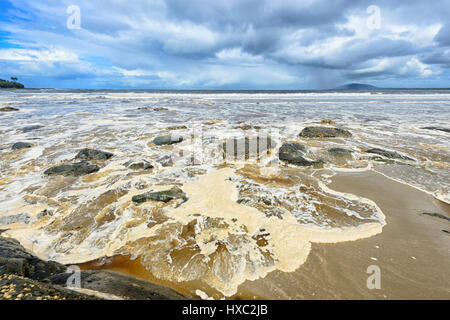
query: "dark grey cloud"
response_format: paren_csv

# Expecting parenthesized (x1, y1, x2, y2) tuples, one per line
(435, 24, 450, 46)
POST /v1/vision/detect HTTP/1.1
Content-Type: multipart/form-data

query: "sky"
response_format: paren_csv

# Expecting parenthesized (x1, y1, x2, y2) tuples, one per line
(0, 0, 449, 89)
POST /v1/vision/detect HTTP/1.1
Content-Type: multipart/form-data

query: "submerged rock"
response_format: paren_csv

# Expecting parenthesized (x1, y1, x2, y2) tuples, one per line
(0, 107, 19, 112)
(74, 148, 114, 161)
(11, 142, 32, 150)
(422, 127, 450, 133)
(44, 162, 100, 177)
(366, 148, 414, 161)
(132, 187, 187, 204)
(328, 147, 353, 156)
(123, 160, 154, 170)
(0, 213, 31, 225)
(153, 135, 183, 146)
(300, 127, 352, 138)
(21, 125, 44, 133)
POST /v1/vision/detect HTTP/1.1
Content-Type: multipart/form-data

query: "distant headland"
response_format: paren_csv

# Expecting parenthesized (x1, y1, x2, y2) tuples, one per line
(0, 78, 25, 89)
(335, 83, 379, 90)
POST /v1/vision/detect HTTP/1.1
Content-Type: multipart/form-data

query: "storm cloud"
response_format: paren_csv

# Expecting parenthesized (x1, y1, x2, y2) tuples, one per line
(0, 0, 449, 88)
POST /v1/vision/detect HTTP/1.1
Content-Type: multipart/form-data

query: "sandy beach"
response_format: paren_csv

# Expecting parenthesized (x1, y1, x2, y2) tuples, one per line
(239, 170, 450, 299)
(78, 169, 450, 300)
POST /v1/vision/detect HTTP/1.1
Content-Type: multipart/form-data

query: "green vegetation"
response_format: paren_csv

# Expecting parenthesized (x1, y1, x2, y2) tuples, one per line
(0, 78, 25, 89)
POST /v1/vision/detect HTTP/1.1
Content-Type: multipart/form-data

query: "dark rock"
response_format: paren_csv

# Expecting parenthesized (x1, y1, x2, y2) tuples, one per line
(0, 213, 31, 225)
(0, 258, 28, 276)
(154, 107, 168, 112)
(0, 107, 19, 112)
(422, 212, 450, 222)
(0, 237, 187, 300)
(278, 143, 307, 164)
(21, 125, 44, 133)
(74, 148, 114, 161)
(153, 135, 183, 146)
(422, 127, 450, 133)
(300, 127, 352, 138)
(328, 147, 353, 156)
(310, 159, 326, 168)
(0, 237, 67, 280)
(123, 160, 154, 170)
(0, 274, 99, 300)
(279, 142, 307, 154)
(132, 187, 187, 204)
(11, 142, 32, 150)
(366, 148, 414, 161)
(44, 162, 100, 177)
(0, 237, 35, 261)
(278, 142, 324, 167)
(49, 270, 187, 300)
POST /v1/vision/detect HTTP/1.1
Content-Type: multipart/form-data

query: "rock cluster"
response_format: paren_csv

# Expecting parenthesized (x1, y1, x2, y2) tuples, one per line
(44, 149, 114, 177)
(44, 162, 100, 177)
(300, 126, 352, 138)
(0, 237, 187, 300)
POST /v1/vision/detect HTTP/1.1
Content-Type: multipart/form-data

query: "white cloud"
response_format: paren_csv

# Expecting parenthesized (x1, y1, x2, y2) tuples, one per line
(0, 48, 79, 62)
(216, 48, 264, 64)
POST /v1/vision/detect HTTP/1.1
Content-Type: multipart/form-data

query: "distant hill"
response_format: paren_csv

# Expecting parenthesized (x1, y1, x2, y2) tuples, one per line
(0, 79, 25, 89)
(336, 83, 379, 90)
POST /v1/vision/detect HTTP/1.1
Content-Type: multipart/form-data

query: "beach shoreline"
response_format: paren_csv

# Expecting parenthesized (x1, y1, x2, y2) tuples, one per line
(1, 90, 449, 300)
(239, 170, 450, 299)
(75, 169, 450, 300)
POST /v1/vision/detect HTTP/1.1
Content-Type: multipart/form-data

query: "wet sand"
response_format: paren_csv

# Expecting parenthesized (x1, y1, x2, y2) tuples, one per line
(79, 170, 449, 300)
(239, 170, 450, 299)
